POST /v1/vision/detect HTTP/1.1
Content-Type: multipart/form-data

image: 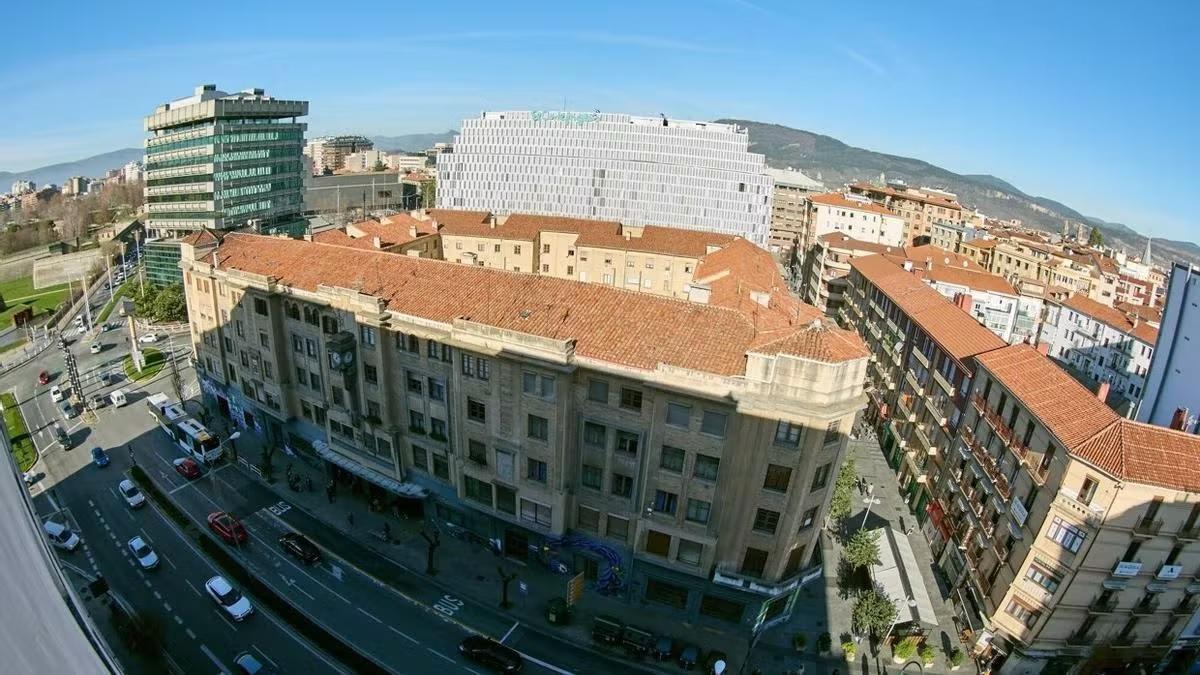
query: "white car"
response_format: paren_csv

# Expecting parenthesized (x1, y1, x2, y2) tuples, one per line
(89, 342, 102, 354)
(118, 479, 145, 508)
(205, 575, 253, 621)
(128, 536, 159, 570)
(138, 333, 159, 344)
(49, 386, 64, 402)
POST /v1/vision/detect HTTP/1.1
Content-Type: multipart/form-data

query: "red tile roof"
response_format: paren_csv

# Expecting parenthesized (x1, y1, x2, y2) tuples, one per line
(1075, 420, 1200, 493)
(849, 182, 962, 209)
(180, 229, 219, 247)
(311, 229, 380, 251)
(206, 234, 866, 374)
(1060, 293, 1159, 345)
(576, 225, 734, 258)
(809, 192, 898, 218)
(1114, 302, 1162, 325)
(347, 215, 438, 246)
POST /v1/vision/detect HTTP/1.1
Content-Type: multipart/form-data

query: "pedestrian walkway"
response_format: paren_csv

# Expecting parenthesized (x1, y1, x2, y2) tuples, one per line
(211, 414, 771, 673)
(818, 436, 971, 675)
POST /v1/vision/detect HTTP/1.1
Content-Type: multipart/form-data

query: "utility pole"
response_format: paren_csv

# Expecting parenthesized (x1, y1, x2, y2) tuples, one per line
(497, 566, 517, 609)
(80, 275, 93, 332)
(167, 333, 182, 402)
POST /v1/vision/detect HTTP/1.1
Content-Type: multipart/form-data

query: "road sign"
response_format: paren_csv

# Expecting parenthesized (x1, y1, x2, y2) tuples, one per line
(566, 572, 585, 605)
(518, 581, 529, 596)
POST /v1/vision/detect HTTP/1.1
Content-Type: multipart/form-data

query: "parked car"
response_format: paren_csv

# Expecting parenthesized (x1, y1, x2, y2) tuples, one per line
(127, 536, 159, 570)
(38, 371, 50, 385)
(208, 512, 249, 545)
(108, 389, 127, 407)
(90, 447, 110, 467)
(59, 400, 76, 419)
(138, 333, 159, 344)
(621, 625, 654, 658)
(458, 635, 523, 673)
(278, 532, 321, 564)
(173, 457, 201, 479)
(678, 644, 700, 670)
(118, 479, 145, 508)
(592, 615, 624, 646)
(49, 385, 64, 402)
(53, 425, 70, 448)
(90, 395, 106, 409)
(43, 520, 80, 551)
(99, 371, 114, 386)
(89, 342, 102, 354)
(233, 651, 275, 674)
(205, 575, 253, 621)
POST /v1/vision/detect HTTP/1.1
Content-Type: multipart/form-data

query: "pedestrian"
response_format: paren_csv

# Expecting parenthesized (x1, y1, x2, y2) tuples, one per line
(128, 445, 135, 467)
(382, 522, 391, 541)
(325, 484, 334, 504)
(305, 475, 313, 492)
(347, 513, 355, 529)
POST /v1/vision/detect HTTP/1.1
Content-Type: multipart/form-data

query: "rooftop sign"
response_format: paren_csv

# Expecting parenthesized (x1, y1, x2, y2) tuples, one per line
(531, 111, 600, 125)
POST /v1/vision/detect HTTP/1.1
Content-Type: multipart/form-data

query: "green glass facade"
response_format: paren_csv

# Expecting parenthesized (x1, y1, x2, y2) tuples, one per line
(144, 240, 183, 286)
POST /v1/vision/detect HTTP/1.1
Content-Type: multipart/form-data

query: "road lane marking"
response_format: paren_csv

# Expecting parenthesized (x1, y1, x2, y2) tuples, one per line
(153, 591, 161, 600)
(425, 648, 454, 664)
(199, 644, 227, 673)
(252, 646, 278, 668)
(168, 481, 196, 495)
(173, 615, 182, 625)
(185, 628, 196, 640)
(356, 607, 383, 623)
(514, 651, 573, 675)
(388, 626, 419, 644)
(163, 602, 171, 612)
(500, 621, 519, 643)
(185, 580, 204, 598)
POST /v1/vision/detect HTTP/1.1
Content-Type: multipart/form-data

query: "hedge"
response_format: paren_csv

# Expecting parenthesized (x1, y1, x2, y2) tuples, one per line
(1, 392, 37, 471)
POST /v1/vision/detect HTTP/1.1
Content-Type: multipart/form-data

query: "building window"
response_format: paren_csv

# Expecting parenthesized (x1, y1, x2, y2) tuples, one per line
(611, 473, 633, 498)
(411, 445, 428, 471)
(645, 578, 689, 609)
(581, 464, 602, 490)
(811, 463, 832, 490)
(309, 371, 321, 390)
(652, 490, 678, 515)
(1047, 516, 1087, 553)
(676, 539, 703, 566)
(259, 331, 269, 348)
(430, 417, 446, 439)
(360, 325, 377, 348)
(526, 458, 547, 483)
(753, 509, 780, 534)
(406, 373, 423, 393)
(606, 515, 629, 541)
(693, 454, 720, 482)
(409, 410, 425, 433)
(587, 379, 609, 403)
(824, 421, 841, 445)
(686, 499, 711, 524)
(699, 595, 745, 624)
(468, 439, 487, 465)
(619, 387, 643, 411)
(428, 378, 445, 401)
(615, 430, 639, 455)
(364, 364, 378, 384)
(522, 372, 555, 398)
(519, 499, 552, 528)
(527, 415, 549, 441)
(775, 421, 802, 447)
(700, 411, 728, 437)
(644, 530, 671, 557)
(464, 476, 493, 507)
(432, 454, 449, 479)
(660, 446, 685, 473)
(1005, 599, 1042, 629)
(577, 506, 600, 532)
(583, 421, 607, 447)
(253, 297, 268, 316)
(1025, 565, 1062, 595)
(764, 464, 793, 492)
(495, 485, 516, 514)
(740, 548, 769, 578)
(666, 402, 691, 428)
(467, 398, 486, 423)
(799, 507, 818, 530)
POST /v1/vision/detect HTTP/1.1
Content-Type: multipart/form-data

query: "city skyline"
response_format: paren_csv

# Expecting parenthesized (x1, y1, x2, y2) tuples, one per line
(2, 0, 1197, 242)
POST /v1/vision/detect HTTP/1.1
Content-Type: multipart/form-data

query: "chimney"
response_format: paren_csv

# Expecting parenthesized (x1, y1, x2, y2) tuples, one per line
(488, 214, 497, 229)
(954, 293, 973, 314)
(1036, 342, 1049, 356)
(409, 225, 417, 238)
(903, 259, 913, 272)
(925, 257, 933, 271)
(1171, 407, 1189, 431)
(1096, 381, 1110, 404)
(373, 236, 381, 249)
(624, 230, 632, 241)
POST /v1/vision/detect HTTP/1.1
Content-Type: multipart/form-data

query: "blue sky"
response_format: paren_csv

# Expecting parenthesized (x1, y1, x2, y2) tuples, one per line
(2, 0, 1197, 241)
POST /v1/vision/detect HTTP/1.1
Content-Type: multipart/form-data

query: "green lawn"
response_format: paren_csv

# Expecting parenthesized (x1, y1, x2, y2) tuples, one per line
(1, 392, 37, 472)
(0, 337, 28, 354)
(0, 275, 70, 330)
(123, 347, 165, 382)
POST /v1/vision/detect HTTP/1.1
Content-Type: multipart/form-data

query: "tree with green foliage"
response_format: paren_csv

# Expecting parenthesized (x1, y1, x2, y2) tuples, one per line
(852, 589, 898, 639)
(844, 528, 881, 570)
(828, 457, 857, 525)
(1087, 227, 1104, 247)
(420, 177, 436, 208)
(151, 283, 187, 322)
(372, 159, 387, 172)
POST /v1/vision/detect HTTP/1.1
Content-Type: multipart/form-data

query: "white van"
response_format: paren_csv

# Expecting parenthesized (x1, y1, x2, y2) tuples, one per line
(43, 520, 80, 551)
(109, 389, 128, 408)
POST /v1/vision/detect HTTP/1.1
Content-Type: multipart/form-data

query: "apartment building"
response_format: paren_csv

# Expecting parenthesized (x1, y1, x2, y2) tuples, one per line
(848, 182, 964, 245)
(928, 219, 979, 252)
(1039, 293, 1157, 407)
(764, 167, 823, 261)
(180, 230, 869, 631)
(304, 135, 373, 175)
(1138, 263, 1200, 434)
(438, 111, 773, 246)
(806, 192, 906, 251)
(959, 238, 998, 268)
(840, 252, 1200, 674)
(801, 234, 894, 315)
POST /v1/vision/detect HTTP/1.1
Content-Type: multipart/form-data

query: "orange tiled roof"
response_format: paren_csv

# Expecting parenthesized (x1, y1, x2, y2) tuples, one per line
(1060, 293, 1159, 345)
(849, 182, 962, 209)
(912, 262, 1017, 296)
(207, 234, 866, 374)
(576, 225, 734, 258)
(1075, 420, 1200, 493)
(180, 229, 219, 247)
(346, 214, 438, 246)
(809, 192, 898, 218)
(851, 254, 1005, 365)
(975, 344, 1119, 451)
(1114, 302, 1162, 325)
(426, 208, 493, 232)
(311, 229, 380, 251)
(817, 233, 897, 255)
(695, 238, 825, 338)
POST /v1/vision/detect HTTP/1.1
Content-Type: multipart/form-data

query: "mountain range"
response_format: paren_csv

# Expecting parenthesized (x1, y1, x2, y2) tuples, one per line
(5, 124, 1192, 267)
(719, 120, 1200, 268)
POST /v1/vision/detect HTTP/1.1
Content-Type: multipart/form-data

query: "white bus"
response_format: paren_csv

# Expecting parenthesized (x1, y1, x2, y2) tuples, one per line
(147, 393, 223, 463)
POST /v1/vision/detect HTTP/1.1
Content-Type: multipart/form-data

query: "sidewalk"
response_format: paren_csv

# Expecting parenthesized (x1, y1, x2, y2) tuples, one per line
(211, 409, 858, 674)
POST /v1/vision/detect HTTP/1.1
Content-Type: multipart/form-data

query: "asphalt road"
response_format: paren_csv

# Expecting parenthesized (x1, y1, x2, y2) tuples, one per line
(5, 283, 632, 675)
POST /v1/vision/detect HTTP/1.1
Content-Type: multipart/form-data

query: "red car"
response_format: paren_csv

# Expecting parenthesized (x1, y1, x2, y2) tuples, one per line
(38, 371, 50, 385)
(173, 457, 202, 479)
(207, 512, 249, 545)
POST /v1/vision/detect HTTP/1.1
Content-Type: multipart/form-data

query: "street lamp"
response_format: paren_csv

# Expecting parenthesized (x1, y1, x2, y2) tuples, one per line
(861, 483, 882, 530)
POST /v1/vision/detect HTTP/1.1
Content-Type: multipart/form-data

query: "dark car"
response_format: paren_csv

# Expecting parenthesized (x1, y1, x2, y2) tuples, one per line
(38, 371, 50, 385)
(458, 635, 523, 673)
(278, 532, 321, 564)
(207, 512, 249, 544)
(678, 643, 700, 670)
(592, 615, 624, 646)
(621, 625, 654, 658)
(90, 447, 110, 468)
(234, 651, 276, 674)
(653, 636, 675, 661)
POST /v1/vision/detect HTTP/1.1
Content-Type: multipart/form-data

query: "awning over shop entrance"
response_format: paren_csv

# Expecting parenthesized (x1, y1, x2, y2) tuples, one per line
(869, 526, 939, 628)
(313, 441, 428, 499)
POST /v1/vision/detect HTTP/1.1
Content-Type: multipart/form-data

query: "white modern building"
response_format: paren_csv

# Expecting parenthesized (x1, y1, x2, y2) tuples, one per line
(1038, 293, 1158, 406)
(806, 192, 906, 249)
(437, 111, 773, 246)
(1137, 262, 1200, 432)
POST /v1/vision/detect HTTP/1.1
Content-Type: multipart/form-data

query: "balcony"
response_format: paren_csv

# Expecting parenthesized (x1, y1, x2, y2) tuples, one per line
(1111, 633, 1136, 647)
(1132, 517, 1164, 538)
(913, 424, 934, 454)
(962, 429, 1012, 500)
(912, 348, 930, 368)
(970, 392, 1030, 462)
(1173, 598, 1196, 616)
(1067, 631, 1096, 646)
(897, 393, 917, 422)
(1131, 597, 1160, 615)
(1153, 632, 1175, 647)
(1176, 524, 1200, 542)
(1088, 595, 1119, 614)
(1055, 489, 1105, 528)
(932, 368, 956, 397)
